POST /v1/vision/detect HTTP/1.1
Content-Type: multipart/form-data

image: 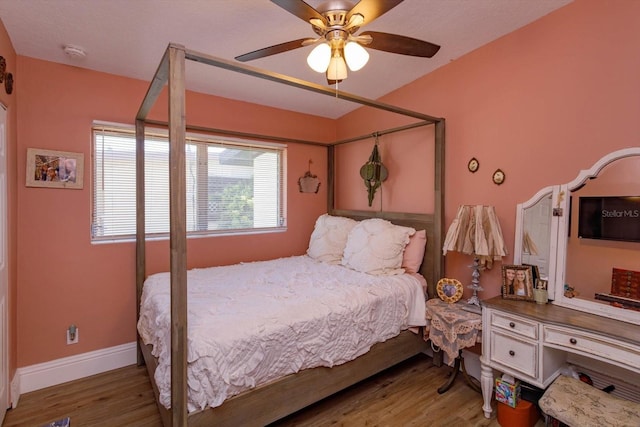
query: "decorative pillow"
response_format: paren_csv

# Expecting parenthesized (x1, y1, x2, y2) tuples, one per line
(307, 214, 357, 264)
(402, 229, 427, 274)
(342, 218, 415, 275)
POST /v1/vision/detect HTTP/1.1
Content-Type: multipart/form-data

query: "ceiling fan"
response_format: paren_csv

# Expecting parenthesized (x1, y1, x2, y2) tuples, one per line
(235, 0, 440, 84)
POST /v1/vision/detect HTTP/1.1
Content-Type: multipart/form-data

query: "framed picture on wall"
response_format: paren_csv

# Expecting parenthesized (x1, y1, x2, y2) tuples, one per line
(502, 264, 535, 301)
(26, 148, 84, 189)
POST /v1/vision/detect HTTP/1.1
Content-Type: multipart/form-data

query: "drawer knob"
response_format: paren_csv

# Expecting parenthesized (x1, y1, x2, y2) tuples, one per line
(509, 350, 515, 356)
(569, 338, 577, 345)
(509, 322, 516, 328)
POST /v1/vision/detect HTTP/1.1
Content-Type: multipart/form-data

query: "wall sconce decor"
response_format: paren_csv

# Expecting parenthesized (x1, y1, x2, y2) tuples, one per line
(298, 159, 321, 193)
(0, 56, 14, 94)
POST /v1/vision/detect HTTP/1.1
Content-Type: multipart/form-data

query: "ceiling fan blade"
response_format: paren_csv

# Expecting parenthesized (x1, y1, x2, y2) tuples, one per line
(361, 31, 441, 58)
(347, 0, 404, 25)
(235, 38, 309, 62)
(271, 0, 325, 23)
(302, 37, 322, 46)
(349, 34, 373, 45)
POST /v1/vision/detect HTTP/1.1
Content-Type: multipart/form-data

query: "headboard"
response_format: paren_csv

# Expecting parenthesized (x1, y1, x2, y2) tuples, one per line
(330, 209, 438, 299)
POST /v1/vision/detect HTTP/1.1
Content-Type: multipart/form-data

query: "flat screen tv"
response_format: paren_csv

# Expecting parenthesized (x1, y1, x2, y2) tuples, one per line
(578, 196, 640, 243)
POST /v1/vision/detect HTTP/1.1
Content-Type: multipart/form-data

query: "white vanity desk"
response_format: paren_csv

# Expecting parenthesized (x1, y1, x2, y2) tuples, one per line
(478, 148, 640, 418)
(479, 296, 640, 418)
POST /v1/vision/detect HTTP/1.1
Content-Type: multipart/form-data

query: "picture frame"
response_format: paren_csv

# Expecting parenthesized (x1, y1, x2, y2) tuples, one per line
(522, 263, 540, 287)
(26, 148, 84, 189)
(436, 278, 464, 303)
(501, 265, 535, 301)
(492, 168, 506, 185)
(467, 157, 479, 173)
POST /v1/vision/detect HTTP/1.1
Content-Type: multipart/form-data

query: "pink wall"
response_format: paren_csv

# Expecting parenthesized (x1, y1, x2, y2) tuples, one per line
(15, 58, 333, 366)
(10, 0, 640, 369)
(0, 20, 18, 379)
(334, 125, 435, 213)
(336, 0, 640, 299)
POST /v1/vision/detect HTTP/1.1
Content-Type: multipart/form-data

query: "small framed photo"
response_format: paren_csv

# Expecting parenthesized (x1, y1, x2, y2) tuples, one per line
(502, 265, 535, 301)
(26, 148, 84, 189)
(436, 278, 463, 304)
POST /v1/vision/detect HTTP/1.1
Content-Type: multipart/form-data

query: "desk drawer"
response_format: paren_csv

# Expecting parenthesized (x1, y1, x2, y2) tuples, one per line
(491, 311, 539, 340)
(544, 326, 640, 372)
(490, 330, 538, 378)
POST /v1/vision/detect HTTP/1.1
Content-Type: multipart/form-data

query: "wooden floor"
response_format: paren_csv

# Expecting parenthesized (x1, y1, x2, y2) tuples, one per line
(3, 354, 520, 427)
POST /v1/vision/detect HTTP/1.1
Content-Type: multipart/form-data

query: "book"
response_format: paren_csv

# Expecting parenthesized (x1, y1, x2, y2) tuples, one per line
(42, 417, 70, 427)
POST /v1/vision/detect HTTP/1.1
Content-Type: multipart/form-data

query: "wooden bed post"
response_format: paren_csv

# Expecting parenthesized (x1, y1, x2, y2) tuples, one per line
(135, 119, 146, 366)
(327, 145, 335, 211)
(136, 43, 172, 367)
(433, 119, 446, 292)
(167, 44, 189, 427)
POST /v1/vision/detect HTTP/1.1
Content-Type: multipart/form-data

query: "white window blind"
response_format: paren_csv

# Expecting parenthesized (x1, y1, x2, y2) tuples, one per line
(92, 124, 286, 241)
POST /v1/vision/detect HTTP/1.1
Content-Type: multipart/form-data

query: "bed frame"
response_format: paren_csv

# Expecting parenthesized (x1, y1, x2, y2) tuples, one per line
(136, 43, 445, 427)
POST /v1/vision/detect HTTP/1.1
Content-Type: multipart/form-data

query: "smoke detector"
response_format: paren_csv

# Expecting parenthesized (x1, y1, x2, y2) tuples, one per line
(63, 44, 87, 59)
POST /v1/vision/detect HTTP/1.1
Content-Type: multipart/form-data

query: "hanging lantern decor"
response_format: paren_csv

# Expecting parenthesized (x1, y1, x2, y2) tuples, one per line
(359, 136, 388, 206)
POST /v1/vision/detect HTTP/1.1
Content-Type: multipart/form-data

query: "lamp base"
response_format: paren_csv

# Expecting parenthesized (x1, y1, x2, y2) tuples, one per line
(467, 257, 483, 308)
(467, 294, 481, 306)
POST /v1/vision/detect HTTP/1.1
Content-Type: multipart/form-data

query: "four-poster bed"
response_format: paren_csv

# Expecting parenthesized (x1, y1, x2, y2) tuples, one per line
(136, 43, 446, 426)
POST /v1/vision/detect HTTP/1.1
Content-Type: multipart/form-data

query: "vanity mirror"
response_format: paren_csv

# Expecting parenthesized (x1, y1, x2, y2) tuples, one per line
(515, 147, 640, 325)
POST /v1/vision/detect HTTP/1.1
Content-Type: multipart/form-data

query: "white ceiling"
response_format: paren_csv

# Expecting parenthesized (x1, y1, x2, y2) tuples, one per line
(0, 0, 572, 119)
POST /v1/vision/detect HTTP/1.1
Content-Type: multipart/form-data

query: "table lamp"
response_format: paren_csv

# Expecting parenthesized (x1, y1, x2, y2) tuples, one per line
(442, 205, 508, 310)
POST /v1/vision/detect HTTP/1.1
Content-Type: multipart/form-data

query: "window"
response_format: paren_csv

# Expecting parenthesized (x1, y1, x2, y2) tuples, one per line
(92, 124, 286, 241)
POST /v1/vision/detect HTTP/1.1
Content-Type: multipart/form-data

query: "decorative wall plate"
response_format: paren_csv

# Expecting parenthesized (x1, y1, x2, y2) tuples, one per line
(492, 168, 505, 185)
(468, 157, 479, 173)
(436, 278, 463, 303)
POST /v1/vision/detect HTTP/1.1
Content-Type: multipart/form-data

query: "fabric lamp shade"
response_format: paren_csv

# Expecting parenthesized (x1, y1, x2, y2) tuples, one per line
(442, 205, 507, 268)
(442, 205, 508, 307)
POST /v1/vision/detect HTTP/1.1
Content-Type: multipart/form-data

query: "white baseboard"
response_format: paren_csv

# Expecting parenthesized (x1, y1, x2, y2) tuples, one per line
(14, 342, 137, 399)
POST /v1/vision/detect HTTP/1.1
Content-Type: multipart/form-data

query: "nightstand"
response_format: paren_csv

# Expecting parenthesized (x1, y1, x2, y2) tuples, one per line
(424, 298, 482, 393)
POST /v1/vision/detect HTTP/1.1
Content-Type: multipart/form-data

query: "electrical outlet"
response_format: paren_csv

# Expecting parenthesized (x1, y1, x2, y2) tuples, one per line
(66, 326, 79, 345)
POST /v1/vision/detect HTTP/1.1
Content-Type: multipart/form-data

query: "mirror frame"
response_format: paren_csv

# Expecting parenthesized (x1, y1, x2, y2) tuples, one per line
(515, 147, 640, 325)
(514, 185, 558, 284)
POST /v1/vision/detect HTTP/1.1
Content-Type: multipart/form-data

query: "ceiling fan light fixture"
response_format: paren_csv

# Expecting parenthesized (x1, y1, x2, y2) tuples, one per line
(307, 42, 331, 73)
(327, 53, 348, 81)
(344, 41, 369, 71)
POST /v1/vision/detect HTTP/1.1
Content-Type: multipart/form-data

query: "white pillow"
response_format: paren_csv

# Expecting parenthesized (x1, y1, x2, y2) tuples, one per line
(307, 214, 357, 264)
(342, 218, 415, 275)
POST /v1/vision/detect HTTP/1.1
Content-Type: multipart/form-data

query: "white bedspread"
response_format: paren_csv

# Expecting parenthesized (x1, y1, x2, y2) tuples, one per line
(137, 255, 426, 412)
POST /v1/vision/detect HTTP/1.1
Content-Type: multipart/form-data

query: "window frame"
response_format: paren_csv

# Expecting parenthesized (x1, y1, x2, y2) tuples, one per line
(91, 122, 287, 243)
